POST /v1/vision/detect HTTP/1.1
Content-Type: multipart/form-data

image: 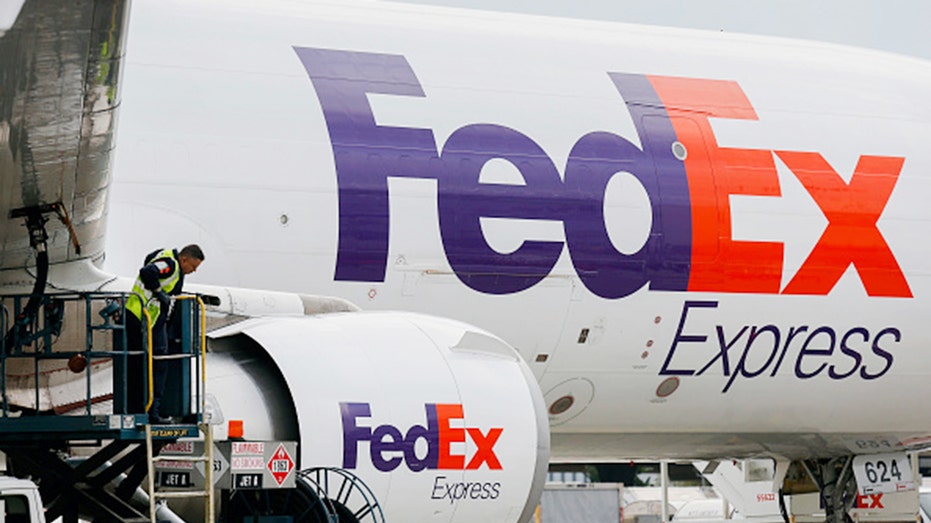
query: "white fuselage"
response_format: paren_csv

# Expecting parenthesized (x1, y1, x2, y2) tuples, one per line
(106, 0, 931, 460)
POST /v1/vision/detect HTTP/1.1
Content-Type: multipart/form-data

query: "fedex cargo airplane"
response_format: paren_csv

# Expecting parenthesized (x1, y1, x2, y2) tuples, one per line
(2, 0, 931, 521)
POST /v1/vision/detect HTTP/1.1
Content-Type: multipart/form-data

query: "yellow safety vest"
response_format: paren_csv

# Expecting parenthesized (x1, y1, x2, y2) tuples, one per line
(126, 248, 182, 324)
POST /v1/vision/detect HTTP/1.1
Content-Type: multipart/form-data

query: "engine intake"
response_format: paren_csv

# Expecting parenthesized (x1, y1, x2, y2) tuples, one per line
(206, 311, 549, 523)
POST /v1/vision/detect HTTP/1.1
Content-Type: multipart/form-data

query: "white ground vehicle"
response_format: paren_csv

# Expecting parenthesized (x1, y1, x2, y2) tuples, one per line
(0, 477, 44, 523)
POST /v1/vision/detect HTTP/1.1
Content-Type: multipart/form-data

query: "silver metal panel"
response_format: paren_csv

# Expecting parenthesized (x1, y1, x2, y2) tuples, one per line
(0, 0, 128, 275)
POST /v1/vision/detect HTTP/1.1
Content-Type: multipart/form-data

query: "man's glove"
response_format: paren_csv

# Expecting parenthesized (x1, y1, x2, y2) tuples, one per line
(156, 291, 171, 309)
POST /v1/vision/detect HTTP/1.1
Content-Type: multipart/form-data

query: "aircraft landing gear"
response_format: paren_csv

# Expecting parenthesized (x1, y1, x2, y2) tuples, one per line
(802, 457, 857, 523)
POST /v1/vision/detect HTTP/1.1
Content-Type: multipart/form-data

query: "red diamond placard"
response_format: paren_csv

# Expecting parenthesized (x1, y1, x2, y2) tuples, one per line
(267, 443, 295, 486)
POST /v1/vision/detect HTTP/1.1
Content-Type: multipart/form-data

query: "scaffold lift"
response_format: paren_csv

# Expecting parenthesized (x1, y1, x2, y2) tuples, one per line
(0, 290, 214, 523)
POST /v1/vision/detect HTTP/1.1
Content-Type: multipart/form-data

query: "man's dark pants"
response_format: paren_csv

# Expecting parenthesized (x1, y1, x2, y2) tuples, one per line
(124, 312, 169, 418)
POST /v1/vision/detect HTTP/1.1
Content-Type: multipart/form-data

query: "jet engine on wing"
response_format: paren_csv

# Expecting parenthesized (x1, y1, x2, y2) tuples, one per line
(203, 311, 550, 523)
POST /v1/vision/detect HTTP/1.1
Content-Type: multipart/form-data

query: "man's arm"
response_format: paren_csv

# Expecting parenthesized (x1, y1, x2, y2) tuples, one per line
(139, 257, 177, 291)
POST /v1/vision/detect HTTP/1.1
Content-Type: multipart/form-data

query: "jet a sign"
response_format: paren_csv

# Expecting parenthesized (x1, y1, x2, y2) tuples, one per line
(340, 402, 503, 473)
(296, 47, 910, 300)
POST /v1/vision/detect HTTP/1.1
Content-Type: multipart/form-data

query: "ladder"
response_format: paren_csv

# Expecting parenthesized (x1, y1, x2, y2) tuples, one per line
(145, 422, 216, 523)
(143, 294, 214, 523)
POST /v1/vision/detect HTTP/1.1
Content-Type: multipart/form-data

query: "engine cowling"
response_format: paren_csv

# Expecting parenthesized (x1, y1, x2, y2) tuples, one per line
(205, 311, 549, 523)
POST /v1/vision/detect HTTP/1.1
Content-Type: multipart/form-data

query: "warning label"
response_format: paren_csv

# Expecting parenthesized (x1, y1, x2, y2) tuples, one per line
(155, 440, 297, 490)
(267, 443, 295, 486)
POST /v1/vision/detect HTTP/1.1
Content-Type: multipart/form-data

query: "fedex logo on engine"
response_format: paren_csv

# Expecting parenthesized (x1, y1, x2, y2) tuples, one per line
(295, 47, 910, 300)
(341, 402, 503, 473)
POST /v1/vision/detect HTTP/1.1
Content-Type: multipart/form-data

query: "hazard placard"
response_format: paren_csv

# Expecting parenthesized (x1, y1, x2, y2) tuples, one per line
(156, 440, 297, 490)
(267, 443, 295, 486)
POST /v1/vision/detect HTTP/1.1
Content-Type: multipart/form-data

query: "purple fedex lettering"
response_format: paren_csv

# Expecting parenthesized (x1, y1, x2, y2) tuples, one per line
(660, 302, 900, 392)
(439, 124, 565, 293)
(341, 402, 439, 472)
(341, 402, 503, 472)
(341, 402, 372, 469)
(293, 48, 440, 283)
(564, 74, 691, 297)
(295, 47, 692, 297)
(294, 47, 566, 293)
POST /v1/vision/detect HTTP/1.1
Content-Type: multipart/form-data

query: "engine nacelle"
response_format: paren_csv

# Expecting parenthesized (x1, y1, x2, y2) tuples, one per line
(206, 311, 549, 523)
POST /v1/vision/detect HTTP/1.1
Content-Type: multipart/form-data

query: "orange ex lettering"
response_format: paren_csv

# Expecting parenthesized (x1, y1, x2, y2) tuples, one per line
(776, 151, 911, 297)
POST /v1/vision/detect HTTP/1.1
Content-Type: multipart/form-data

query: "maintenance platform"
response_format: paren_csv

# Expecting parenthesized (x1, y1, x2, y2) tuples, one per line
(0, 291, 214, 522)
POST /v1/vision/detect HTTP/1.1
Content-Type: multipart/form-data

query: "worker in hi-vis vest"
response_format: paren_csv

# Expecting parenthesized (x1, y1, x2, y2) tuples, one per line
(126, 244, 204, 424)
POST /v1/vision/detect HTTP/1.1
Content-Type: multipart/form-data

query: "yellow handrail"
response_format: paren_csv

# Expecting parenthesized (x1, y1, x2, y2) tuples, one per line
(125, 291, 156, 414)
(141, 305, 155, 414)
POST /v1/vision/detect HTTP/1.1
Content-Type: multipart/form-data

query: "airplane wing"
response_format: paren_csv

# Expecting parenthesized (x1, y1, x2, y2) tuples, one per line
(0, 0, 127, 276)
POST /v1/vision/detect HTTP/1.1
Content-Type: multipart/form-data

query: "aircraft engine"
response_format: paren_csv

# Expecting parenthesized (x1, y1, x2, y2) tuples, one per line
(204, 311, 550, 523)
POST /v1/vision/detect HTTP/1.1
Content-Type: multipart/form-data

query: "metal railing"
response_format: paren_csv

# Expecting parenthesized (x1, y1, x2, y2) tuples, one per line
(0, 292, 206, 429)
